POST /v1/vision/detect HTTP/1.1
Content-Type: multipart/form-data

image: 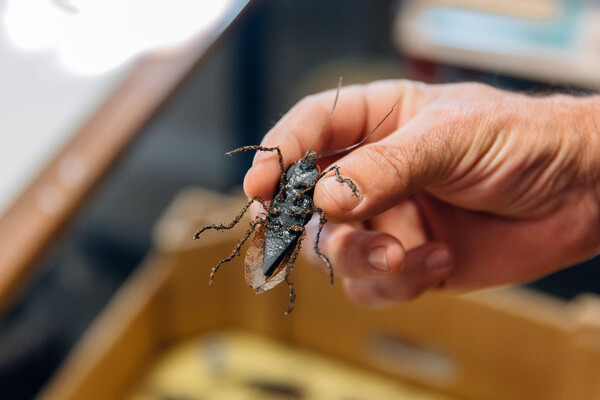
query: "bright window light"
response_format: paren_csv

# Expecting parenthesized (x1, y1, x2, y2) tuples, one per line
(2, 0, 232, 74)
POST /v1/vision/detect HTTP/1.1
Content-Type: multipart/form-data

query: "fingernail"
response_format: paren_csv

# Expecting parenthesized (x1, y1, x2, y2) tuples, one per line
(320, 176, 361, 212)
(368, 247, 389, 272)
(426, 248, 451, 273)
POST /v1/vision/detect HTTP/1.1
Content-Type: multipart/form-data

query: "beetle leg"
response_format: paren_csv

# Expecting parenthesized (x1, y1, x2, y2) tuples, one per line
(297, 165, 359, 198)
(209, 218, 263, 285)
(284, 230, 305, 314)
(314, 207, 334, 286)
(226, 145, 286, 199)
(318, 165, 359, 196)
(284, 273, 296, 315)
(292, 210, 313, 216)
(193, 196, 268, 239)
(262, 219, 277, 230)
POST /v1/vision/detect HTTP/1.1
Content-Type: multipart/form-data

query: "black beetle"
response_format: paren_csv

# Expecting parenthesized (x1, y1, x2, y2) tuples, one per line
(194, 78, 398, 313)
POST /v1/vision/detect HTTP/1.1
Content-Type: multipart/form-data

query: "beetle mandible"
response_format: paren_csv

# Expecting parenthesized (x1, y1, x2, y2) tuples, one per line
(194, 78, 398, 314)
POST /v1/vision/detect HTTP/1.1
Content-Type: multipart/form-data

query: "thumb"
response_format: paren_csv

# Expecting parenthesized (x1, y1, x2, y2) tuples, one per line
(314, 118, 456, 222)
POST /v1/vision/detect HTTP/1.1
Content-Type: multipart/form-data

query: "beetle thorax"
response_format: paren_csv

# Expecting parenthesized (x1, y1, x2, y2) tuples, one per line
(285, 158, 318, 192)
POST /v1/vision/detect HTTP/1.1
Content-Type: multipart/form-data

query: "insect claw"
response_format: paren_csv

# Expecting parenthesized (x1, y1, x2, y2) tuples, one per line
(284, 276, 296, 314)
(284, 298, 295, 315)
(193, 228, 207, 239)
(209, 267, 218, 285)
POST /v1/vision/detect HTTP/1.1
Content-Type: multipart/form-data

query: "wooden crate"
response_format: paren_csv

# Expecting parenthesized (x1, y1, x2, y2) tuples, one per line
(37, 188, 600, 400)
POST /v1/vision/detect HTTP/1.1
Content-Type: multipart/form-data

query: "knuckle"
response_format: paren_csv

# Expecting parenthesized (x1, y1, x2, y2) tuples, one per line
(363, 143, 411, 189)
(394, 79, 424, 99)
(374, 281, 423, 303)
(344, 278, 426, 306)
(295, 91, 338, 117)
(294, 93, 319, 112)
(344, 279, 379, 306)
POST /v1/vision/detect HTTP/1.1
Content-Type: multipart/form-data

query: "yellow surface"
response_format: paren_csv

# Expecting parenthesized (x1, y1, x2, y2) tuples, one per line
(129, 331, 458, 400)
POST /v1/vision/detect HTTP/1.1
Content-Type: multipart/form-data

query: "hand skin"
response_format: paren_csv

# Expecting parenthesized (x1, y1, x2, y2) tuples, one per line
(243, 80, 600, 307)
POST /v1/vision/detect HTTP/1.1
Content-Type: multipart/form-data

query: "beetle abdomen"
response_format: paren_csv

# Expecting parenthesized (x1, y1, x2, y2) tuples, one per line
(263, 228, 302, 276)
(262, 171, 314, 276)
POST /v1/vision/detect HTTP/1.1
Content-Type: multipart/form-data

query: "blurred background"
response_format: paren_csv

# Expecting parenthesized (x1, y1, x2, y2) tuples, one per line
(1, 0, 599, 398)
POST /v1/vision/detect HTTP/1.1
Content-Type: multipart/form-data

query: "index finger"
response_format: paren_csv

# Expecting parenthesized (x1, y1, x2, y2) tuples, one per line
(243, 79, 410, 200)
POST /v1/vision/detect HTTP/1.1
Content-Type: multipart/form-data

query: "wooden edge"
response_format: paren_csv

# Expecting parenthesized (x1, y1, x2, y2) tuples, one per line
(151, 187, 293, 341)
(38, 187, 600, 400)
(152, 187, 248, 254)
(0, 1, 251, 314)
(35, 255, 174, 400)
(153, 188, 600, 399)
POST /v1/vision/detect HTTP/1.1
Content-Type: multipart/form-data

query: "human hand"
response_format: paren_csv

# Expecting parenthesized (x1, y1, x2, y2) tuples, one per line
(243, 80, 600, 307)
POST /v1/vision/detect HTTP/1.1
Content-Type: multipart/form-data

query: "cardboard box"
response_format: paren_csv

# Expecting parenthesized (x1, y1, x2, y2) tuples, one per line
(37, 188, 600, 400)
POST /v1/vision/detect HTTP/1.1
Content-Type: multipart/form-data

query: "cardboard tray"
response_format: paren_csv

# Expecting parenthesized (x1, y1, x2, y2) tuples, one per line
(37, 188, 600, 400)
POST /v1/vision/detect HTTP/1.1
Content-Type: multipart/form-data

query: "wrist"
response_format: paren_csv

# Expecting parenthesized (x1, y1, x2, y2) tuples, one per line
(563, 93, 600, 206)
(547, 93, 600, 175)
(577, 95, 600, 175)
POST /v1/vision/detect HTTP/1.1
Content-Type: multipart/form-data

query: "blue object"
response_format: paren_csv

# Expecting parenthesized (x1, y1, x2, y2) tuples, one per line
(420, 2, 582, 56)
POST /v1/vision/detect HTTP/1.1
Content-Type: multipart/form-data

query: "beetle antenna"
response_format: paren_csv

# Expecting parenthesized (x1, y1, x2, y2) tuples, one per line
(312, 98, 400, 160)
(303, 76, 343, 159)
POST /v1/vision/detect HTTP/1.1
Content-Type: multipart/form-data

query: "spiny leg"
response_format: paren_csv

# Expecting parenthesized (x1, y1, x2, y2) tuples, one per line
(193, 196, 267, 239)
(283, 231, 305, 314)
(226, 145, 286, 199)
(284, 273, 296, 315)
(209, 218, 263, 285)
(318, 165, 359, 196)
(289, 210, 333, 286)
(297, 165, 359, 198)
(314, 207, 334, 286)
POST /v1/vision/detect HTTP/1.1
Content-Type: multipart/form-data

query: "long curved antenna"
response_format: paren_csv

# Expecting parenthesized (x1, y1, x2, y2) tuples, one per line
(303, 76, 343, 159)
(312, 98, 400, 160)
